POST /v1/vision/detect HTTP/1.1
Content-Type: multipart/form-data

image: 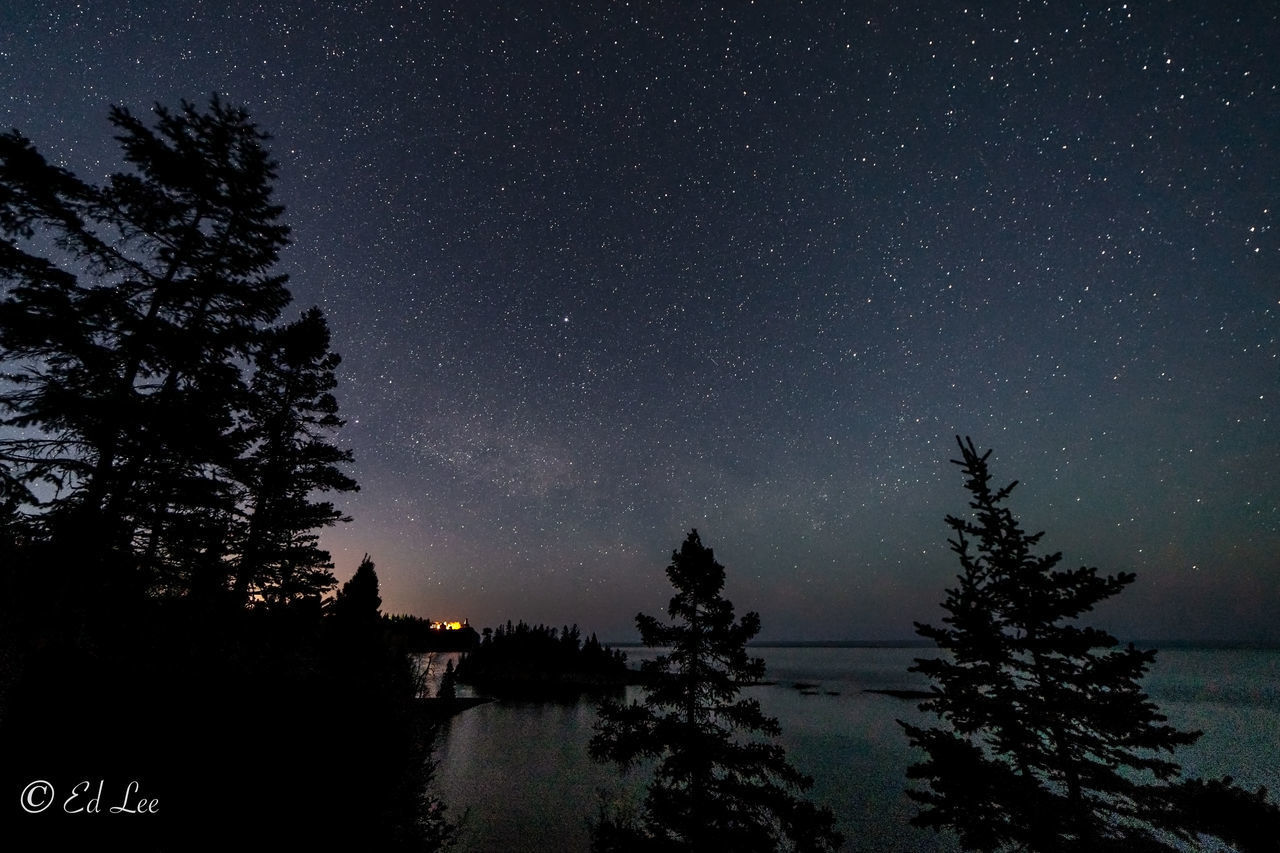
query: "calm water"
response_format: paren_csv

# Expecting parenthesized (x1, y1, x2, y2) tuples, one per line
(429, 647, 1280, 852)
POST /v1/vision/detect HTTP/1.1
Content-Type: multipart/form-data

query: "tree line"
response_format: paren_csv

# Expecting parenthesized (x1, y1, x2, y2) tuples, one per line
(454, 620, 630, 696)
(384, 613, 481, 652)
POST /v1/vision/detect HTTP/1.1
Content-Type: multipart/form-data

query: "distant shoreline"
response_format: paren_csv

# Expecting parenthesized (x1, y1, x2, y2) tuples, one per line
(604, 639, 934, 649)
(602, 639, 1280, 650)
(750, 639, 933, 649)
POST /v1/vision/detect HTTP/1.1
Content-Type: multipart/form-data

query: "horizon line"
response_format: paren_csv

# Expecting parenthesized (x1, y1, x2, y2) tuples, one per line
(599, 638, 1280, 650)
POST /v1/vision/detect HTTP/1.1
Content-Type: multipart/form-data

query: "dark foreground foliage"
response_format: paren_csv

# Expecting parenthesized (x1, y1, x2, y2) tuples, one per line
(0, 554, 457, 851)
(904, 437, 1279, 853)
(590, 530, 842, 852)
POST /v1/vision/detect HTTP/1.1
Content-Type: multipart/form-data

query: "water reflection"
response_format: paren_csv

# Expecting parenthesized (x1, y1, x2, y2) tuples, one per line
(434, 696, 646, 852)
(431, 646, 1280, 853)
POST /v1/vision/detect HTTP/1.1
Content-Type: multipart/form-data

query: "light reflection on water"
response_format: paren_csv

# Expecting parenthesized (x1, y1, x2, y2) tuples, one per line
(431, 646, 1280, 853)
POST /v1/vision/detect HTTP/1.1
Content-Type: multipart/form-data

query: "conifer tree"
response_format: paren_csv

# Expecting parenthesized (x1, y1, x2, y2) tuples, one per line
(590, 529, 841, 853)
(903, 437, 1203, 852)
(0, 97, 292, 592)
(0, 131, 95, 507)
(234, 307, 357, 606)
(331, 553, 382, 629)
(437, 658, 457, 700)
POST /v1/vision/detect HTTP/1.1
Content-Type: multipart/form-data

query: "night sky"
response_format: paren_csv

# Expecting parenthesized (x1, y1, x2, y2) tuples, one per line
(3, 2, 1277, 642)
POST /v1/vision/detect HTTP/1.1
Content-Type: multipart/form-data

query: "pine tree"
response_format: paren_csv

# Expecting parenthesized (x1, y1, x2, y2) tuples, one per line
(590, 529, 841, 852)
(234, 307, 357, 606)
(902, 437, 1202, 852)
(0, 97, 292, 593)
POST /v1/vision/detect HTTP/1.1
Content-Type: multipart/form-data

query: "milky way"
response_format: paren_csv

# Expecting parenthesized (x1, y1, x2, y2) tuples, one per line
(3, 1, 1276, 641)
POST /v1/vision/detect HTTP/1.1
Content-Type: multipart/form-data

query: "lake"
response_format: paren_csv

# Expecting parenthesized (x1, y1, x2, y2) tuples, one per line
(428, 646, 1280, 852)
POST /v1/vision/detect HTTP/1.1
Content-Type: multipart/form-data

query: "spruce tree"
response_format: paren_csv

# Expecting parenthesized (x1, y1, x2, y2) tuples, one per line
(234, 307, 357, 606)
(590, 529, 841, 853)
(902, 437, 1202, 852)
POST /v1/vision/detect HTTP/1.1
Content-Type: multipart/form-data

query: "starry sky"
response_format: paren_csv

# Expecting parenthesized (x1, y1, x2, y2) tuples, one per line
(3, 1, 1277, 642)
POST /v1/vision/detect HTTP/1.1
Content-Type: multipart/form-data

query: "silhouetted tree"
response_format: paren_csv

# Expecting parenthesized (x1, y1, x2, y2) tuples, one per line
(331, 553, 382, 629)
(437, 658, 457, 700)
(318, 554, 459, 849)
(590, 529, 841, 852)
(902, 437, 1267, 852)
(0, 96, 293, 595)
(234, 307, 357, 606)
(0, 129, 99, 507)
